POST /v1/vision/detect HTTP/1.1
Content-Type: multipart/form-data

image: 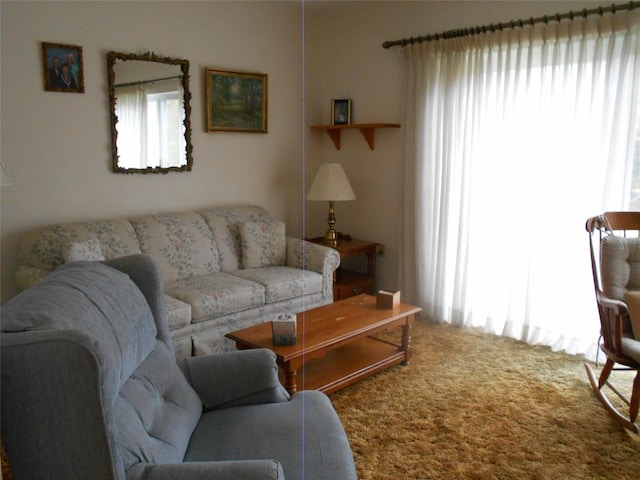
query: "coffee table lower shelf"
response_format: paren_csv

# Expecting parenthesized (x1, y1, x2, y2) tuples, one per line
(226, 293, 422, 396)
(283, 336, 409, 395)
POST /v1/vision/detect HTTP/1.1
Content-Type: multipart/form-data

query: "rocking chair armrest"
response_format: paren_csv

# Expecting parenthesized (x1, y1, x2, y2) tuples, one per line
(597, 292, 630, 354)
(597, 292, 628, 314)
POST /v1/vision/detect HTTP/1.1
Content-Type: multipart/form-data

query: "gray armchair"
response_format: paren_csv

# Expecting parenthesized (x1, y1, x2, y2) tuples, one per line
(1, 254, 357, 480)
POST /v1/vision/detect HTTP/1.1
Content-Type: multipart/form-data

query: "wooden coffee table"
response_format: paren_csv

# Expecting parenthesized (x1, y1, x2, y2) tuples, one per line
(225, 294, 422, 395)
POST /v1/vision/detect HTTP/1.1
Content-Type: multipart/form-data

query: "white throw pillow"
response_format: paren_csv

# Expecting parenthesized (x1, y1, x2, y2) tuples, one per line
(63, 238, 105, 263)
(239, 221, 286, 269)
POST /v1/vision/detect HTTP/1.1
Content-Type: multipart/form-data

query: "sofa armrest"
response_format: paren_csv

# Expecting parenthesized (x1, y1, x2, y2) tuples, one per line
(128, 459, 284, 480)
(184, 348, 290, 410)
(286, 237, 340, 300)
(15, 265, 50, 292)
(286, 237, 339, 273)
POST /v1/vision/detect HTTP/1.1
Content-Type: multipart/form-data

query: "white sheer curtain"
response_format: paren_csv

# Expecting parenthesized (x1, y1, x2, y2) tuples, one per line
(114, 84, 148, 169)
(400, 10, 640, 359)
(147, 80, 186, 168)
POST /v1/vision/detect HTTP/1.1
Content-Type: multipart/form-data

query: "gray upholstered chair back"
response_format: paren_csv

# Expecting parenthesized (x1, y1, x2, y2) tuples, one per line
(1, 255, 202, 480)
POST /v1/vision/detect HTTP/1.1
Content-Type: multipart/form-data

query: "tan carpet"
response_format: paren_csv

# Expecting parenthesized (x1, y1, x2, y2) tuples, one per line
(329, 320, 640, 480)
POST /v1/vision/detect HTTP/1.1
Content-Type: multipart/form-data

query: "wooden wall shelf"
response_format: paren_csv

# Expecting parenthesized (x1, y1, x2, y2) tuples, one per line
(310, 123, 401, 150)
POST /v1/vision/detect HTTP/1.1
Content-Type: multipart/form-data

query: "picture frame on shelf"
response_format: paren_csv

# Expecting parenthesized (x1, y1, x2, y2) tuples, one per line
(206, 68, 268, 133)
(332, 99, 352, 125)
(41, 41, 84, 93)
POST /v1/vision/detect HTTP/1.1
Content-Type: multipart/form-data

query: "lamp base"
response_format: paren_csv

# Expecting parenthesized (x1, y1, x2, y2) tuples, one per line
(323, 200, 338, 248)
(322, 229, 338, 248)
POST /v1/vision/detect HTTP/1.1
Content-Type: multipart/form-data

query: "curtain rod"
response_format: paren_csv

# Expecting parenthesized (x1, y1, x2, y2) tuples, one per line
(114, 75, 182, 88)
(382, 1, 639, 49)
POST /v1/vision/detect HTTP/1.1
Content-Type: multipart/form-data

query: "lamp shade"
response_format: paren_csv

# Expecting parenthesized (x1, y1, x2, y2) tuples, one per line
(307, 163, 356, 201)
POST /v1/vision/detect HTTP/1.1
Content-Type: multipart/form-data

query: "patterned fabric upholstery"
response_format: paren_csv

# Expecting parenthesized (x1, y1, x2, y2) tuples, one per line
(234, 266, 323, 304)
(239, 221, 287, 268)
(63, 237, 105, 263)
(164, 294, 191, 330)
(129, 212, 221, 283)
(286, 237, 340, 300)
(185, 289, 324, 356)
(166, 272, 265, 321)
(17, 219, 141, 288)
(14, 205, 340, 361)
(199, 206, 274, 272)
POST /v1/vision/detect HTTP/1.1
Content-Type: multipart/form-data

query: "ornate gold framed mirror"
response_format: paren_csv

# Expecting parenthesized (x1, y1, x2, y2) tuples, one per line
(107, 51, 193, 174)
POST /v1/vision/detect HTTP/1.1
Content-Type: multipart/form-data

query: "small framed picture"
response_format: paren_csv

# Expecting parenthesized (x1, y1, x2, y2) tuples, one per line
(332, 99, 352, 125)
(206, 68, 268, 133)
(41, 42, 84, 93)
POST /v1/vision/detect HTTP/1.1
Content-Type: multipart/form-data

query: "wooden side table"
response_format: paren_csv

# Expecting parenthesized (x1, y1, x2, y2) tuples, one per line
(308, 237, 378, 300)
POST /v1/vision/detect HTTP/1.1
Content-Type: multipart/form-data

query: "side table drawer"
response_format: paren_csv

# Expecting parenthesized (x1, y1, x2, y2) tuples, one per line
(335, 273, 375, 301)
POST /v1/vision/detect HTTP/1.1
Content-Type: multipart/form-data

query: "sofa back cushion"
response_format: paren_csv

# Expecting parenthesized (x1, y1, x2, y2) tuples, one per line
(18, 219, 141, 273)
(129, 211, 221, 282)
(199, 205, 275, 272)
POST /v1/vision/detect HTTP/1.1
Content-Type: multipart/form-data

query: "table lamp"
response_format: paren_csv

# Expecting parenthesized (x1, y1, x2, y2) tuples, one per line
(307, 163, 356, 247)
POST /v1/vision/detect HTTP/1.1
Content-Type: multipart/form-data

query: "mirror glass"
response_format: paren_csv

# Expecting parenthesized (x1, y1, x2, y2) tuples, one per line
(108, 51, 193, 173)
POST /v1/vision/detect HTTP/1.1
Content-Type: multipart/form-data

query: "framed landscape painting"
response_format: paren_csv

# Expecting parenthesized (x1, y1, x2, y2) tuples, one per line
(41, 41, 84, 93)
(206, 68, 267, 133)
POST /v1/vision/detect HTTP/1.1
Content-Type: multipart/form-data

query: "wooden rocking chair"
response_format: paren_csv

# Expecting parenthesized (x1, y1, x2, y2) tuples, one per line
(585, 212, 640, 433)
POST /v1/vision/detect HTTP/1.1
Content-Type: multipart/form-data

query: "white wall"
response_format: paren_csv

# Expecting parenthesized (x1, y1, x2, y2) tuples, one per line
(1, 0, 606, 302)
(0, 0, 304, 302)
(303, 0, 604, 293)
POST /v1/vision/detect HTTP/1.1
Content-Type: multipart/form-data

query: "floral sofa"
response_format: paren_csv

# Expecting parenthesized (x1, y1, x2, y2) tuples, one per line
(15, 205, 340, 361)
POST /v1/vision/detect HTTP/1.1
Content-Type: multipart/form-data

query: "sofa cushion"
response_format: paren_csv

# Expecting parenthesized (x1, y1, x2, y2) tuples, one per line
(240, 221, 286, 269)
(234, 266, 323, 303)
(129, 212, 221, 283)
(164, 294, 192, 330)
(165, 272, 265, 322)
(63, 237, 105, 263)
(199, 206, 275, 272)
